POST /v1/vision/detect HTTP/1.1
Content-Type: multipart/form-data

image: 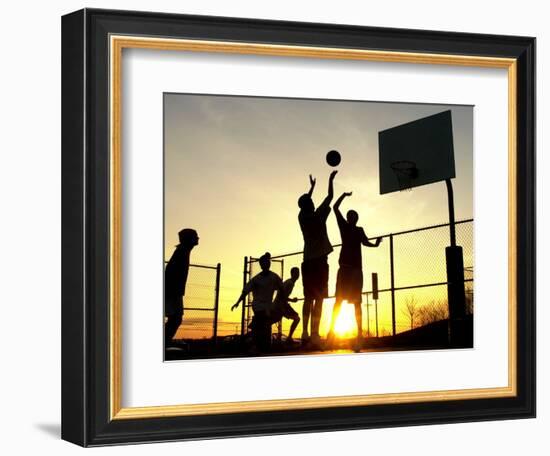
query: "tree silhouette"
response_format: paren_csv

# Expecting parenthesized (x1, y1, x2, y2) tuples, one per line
(417, 299, 448, 326)
(401, 297, 418, 330)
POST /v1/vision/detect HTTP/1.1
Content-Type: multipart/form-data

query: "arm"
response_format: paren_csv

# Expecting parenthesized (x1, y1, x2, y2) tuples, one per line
(307, 174, 316, 197)
(334, 191, 352, 218)
(319, 170, 338, 209)
(274, 279, 292, 306)
(277, 276, 284, 292)
(231, 292, 246, 311)
(231, 280, 252, 311)
(360, 229, 383, 248)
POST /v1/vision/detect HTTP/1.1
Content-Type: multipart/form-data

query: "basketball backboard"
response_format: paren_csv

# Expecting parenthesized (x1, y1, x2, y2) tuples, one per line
(378, 110, 456, 194)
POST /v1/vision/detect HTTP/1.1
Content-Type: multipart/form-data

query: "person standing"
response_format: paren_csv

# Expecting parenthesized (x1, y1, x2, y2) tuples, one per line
(297, 170, 337, 345)
(232, 252, 283, 352)
(164, 228, 199, 348)
(270, 267, 301, 344)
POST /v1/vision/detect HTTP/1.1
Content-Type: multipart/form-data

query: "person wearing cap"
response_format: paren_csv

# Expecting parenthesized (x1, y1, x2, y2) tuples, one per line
(164, 228, 199, 348)
(232, 252, 283, 352)
(297, 170, 337, 346)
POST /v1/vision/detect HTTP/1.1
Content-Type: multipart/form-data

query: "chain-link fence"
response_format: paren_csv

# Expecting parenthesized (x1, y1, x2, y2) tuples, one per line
(242, 219, 473, 339)
(170, 263, 221, 341)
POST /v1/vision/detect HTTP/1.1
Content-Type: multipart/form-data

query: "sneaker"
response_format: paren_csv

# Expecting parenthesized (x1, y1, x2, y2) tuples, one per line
(165, 345, 186, 352)
(301, 330, 310, 343)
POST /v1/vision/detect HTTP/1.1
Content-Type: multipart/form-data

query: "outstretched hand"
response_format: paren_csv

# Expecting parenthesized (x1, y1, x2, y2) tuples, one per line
(342, 191, 352, 198)
(309, 174, 316, 187)
(231, 303, 239, 311)
(329, 170, 338, 180)
(376, 237, 383, 246)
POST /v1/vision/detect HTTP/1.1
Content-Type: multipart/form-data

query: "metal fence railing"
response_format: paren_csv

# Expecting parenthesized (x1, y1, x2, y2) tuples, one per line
(168, 263, 221, 341)
(241, 219, 473, 339)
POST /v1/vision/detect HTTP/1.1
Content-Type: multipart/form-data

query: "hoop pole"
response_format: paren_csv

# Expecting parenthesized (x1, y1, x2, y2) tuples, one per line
(375, 298, 379, 338)
(213, 263, 221, 347)
(279, 259, 284, 341)
(389, 234, 396, 336)
(445, 179, 457, 247)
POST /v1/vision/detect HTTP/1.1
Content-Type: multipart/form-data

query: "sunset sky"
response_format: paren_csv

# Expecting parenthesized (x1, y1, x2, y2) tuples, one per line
(164, 94, 473, 339)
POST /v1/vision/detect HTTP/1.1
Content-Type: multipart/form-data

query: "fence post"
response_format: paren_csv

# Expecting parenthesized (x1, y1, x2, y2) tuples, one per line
(390, 234, 396, 336)
(375, 298, 379, 338)
(366, 293, 370, 337)
(241, 256, 248, 338)
(213, 263, 221, 347)
(278, 259, 284, 341)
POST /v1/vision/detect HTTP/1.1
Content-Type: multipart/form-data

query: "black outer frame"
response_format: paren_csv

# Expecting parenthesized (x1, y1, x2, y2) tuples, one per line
(61, 8, 535, 447)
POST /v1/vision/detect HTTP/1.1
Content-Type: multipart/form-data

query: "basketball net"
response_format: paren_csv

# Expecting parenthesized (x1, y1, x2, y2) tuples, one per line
(390, 160, 418, 192)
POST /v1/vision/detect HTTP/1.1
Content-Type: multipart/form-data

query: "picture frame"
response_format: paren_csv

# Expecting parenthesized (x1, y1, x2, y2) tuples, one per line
(61, 8, 535, 446)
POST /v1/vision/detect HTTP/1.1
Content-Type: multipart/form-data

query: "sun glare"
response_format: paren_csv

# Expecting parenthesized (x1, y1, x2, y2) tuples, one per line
(333, 302, 358, 338)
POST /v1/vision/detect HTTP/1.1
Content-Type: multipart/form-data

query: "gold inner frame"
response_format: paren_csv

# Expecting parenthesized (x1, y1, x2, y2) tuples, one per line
(109, 35, 518, 420)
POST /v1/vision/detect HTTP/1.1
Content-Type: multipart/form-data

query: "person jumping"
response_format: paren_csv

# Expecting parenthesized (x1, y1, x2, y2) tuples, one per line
(327, 192, 382, 351)
(297, 170, 337, 346)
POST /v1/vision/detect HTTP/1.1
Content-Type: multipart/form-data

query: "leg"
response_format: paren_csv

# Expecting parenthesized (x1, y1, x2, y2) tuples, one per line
(264, 319, 272, 352)
(164, 295, 183, 347)
(354, 302, 363, 338)
(251, 315, 261, 351)
(253, 312, 271, 353)
(164, 310, 183, 347)
(311, 297, 324, 339)
(326, 298, 342, 347)
(288, 315, 300, 340)
(328, 298, 343, 334)
(302, 297, 312, 340)
(311, 257, 329, 341)
(259, 313, 272, 352)
(353, 302, 363, 352)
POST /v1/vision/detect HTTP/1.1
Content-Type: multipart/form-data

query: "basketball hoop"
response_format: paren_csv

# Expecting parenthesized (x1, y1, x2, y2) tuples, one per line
(390, 160, 418, 191)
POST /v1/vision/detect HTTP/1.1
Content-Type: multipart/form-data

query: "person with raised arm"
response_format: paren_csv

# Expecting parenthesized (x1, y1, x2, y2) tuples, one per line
(297, 170, 337, 346)
(327, 192, 382, 351)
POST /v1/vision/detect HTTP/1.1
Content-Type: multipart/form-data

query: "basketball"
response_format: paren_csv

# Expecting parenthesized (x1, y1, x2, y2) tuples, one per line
(326, 150, 341, 167)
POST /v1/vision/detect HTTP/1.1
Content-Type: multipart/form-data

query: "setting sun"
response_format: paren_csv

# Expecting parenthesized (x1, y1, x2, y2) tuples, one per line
(333, 302, 358, 338)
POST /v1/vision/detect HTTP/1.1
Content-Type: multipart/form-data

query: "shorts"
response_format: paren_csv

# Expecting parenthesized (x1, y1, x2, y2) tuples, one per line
(301, 256, 329, 300)
(270, 302, 299, 323)
(335, 265, 363, 304)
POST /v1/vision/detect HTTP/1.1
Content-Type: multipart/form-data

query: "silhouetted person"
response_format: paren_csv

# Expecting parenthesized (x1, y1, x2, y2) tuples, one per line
(164, 228, 199, 348)
(232, 252, 283, 353)
(270, 267, 301, 344)
(327, 192, 382, 351)
(298, 170, 337, 345)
